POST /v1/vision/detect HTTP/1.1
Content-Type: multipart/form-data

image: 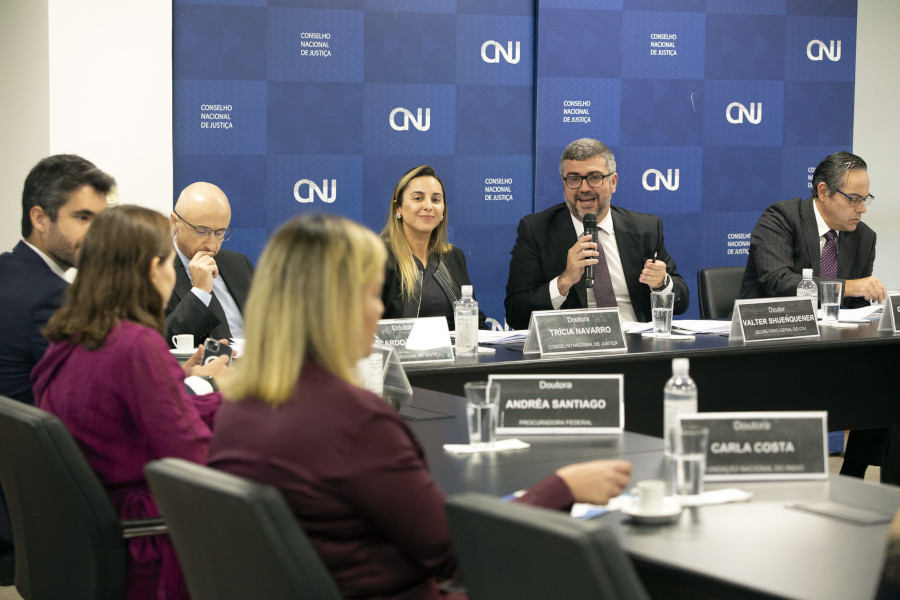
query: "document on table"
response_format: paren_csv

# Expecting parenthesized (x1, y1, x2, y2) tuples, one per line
(625, 320, 731, 335)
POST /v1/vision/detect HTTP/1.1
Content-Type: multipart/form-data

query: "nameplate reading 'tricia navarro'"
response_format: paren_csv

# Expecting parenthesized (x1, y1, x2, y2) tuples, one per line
(523, 308, 626, 356)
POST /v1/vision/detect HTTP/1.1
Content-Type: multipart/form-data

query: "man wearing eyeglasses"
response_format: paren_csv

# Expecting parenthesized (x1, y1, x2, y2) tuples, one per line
(505, 138, 689, 329)
(166, 182, 254, 346)
(738, 151, 887, 306)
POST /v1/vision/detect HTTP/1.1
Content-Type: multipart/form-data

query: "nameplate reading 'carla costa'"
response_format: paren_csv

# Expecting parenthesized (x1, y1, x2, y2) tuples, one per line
(729, 297, 819, 343)
(522, 308, 626, 356)
(681, 411, 828, 481)
(490, 374, 624, 435)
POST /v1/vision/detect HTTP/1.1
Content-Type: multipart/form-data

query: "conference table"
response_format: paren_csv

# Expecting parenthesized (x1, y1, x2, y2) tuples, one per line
(403, 320, 900, 437)
(402, 387, 900, 600)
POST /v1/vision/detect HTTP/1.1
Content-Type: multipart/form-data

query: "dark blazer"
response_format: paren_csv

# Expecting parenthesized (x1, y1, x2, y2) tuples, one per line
(0, 242, 68, 405)
(504, 203, 689, 329)
(165, 248, 254, 344)
(382, 244, 488, 329)
(738, 196, 876, 309)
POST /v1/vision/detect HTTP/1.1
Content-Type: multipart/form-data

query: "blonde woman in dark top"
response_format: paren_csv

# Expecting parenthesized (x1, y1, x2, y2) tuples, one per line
(381, 165, 487, 329)
(208, 213, 631, 600)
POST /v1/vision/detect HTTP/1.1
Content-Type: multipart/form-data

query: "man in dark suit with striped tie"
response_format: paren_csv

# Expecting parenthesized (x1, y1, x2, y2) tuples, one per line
(504, 138, 689, 330)
(740, 151, 890, 482)
(738, 151, 886, 307)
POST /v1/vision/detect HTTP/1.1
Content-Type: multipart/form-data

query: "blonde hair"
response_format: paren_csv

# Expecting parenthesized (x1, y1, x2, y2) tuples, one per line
(380, 165, 451, 300)
(222, 213, 387, 406)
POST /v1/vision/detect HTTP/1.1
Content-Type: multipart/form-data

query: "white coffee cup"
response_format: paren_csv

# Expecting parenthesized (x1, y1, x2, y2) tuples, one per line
(171, 334, 194, 351)
(632, 480, 666, 514)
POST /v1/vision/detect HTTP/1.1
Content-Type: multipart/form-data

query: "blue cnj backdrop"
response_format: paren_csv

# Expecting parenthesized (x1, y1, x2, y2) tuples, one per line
(173, 0, 856, 325)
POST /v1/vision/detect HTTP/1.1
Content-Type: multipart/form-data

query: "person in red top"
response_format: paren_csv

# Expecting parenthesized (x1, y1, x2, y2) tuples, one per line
(32, 205, 230, 599)
(208, 213, 632, 599)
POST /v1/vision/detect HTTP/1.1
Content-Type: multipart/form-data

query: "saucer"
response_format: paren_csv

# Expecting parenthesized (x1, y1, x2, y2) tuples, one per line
(621, 497, 683, 525)
(170, 348, 195, 358)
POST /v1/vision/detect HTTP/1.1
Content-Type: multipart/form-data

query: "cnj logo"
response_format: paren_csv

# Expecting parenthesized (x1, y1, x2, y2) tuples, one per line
(294, 179, 336, 204)
(726, 102, 762, 125)
(389, 108, 430, 131)
(807, 39, 841, 62)
(642, 169, 680, 191)
(481, 41, 520, 64)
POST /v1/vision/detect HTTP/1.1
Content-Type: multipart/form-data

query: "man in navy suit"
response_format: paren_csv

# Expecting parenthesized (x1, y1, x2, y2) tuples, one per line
(505, 138, 688, 330)
(0, 155, 114, 406)
(738, 151, 886, 306)
(738, 151, 889, 481)
(0, 154, 113, 546)
(166, 182, 254, 345)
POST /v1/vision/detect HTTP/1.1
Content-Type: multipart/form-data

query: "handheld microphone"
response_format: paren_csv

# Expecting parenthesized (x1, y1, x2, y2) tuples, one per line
(582, 213, 597, 286)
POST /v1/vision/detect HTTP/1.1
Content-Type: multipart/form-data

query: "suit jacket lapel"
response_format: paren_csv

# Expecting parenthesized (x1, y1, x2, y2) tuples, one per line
(611, 209, 643, 307)
(173, 261, 193, 307)
(799, 198, 823, 275)
(837, 231, 859, 279)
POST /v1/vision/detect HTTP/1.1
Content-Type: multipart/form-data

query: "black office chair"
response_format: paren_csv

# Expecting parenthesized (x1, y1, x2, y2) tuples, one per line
(697, 266, 746, 319)
(0, 538, 13, 587)
(0, 395, 165, 600)
(446, 493, 650, 600)
(145, 458, 342, 600)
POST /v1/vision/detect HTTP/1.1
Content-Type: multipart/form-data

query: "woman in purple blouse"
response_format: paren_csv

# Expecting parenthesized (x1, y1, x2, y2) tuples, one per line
(32, 205, 230, 599)
(207, 214, 632, 600)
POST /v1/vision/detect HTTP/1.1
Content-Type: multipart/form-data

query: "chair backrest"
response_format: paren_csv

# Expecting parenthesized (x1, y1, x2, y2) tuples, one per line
(145, 458, 342, 600)
(697, 266, 746, 319)
(446, 493, 649, 600)
(0, 395, 127, 600)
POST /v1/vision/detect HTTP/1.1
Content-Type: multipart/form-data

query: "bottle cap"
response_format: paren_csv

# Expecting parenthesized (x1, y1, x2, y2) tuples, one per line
(461, 285, 473, 296)
(802, 268, 813, 279)
(672, 357, 689, 376)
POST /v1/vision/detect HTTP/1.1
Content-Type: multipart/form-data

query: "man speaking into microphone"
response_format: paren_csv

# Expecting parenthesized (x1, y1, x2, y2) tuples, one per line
(504, 138, 688, 329)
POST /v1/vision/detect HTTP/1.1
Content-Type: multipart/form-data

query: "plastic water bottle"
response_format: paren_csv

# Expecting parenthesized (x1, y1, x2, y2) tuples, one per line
(663, 358, 698, 457)
(796, 268, 818, 308)
(454, 285, 479, 358)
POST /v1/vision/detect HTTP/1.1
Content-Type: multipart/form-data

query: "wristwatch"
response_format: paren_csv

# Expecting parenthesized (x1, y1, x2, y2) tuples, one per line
(651, 273, 671, 292)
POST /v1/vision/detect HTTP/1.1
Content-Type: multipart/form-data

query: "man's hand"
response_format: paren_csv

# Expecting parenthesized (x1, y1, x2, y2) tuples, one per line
(557, 234, 598, 297)
(844, 276, 887, 303)
(639, 259, 668, 289)
(189, 251, 218, 294)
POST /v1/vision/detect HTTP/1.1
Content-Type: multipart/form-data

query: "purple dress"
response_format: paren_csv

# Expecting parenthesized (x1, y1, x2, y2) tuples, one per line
(32, 320, 221, 600)
(209, 360, 573, 600)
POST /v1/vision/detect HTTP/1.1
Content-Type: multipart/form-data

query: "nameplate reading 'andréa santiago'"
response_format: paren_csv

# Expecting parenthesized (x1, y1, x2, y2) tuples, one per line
(490, 374, 624, 435)
(522, 308, 626, 357)
(729, 297, 819, 343)
(680, 411, 828, 481)
(877, 294, 900, 334)
(375, 317, 454, 364)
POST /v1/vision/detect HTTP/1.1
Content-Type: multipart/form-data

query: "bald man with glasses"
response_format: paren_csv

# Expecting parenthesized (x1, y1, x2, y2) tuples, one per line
(166, 182, 254, 346)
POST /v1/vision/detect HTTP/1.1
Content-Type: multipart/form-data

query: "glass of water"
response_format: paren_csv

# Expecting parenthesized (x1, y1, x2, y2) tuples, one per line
(651, 291, 674, 337)
(819, 281, 842, 324)
(668, 426, 709, 499)
(464, 381, 500, 447)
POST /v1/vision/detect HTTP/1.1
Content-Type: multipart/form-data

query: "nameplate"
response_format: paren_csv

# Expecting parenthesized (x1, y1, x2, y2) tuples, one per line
(491, 374, 624, 434)
(680, 411, 828, 481)
(877, 294, 900, 334)
(375, 317, 454, 364)
(522, 309, 626, 356)
(729, 297, 819, 342)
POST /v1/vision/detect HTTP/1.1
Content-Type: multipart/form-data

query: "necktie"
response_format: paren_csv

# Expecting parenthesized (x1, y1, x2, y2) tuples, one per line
(591, 230, 617, 308)
(820, 230, 837, 279)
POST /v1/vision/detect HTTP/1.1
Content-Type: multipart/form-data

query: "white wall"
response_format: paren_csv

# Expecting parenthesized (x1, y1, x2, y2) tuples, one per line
(1, 1, 897, 290)
(855, 0, 900, 289)
(0, 0, 49, 249)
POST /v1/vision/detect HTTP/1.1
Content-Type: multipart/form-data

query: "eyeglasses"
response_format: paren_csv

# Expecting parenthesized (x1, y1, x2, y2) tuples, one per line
(563, 172, 615, 189)
(173, 210, 233, 241)
(833, 189, 874, 207)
